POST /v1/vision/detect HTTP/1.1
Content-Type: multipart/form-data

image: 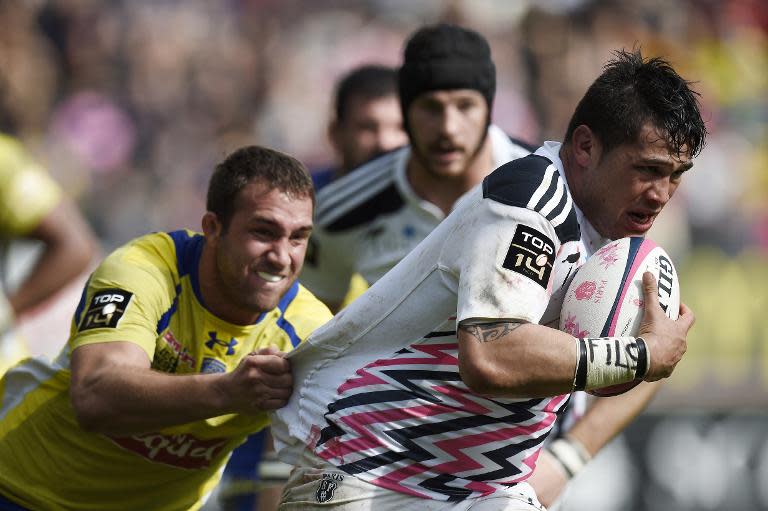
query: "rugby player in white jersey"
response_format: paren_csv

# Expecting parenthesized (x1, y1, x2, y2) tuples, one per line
(301, 25, 535, 314)
(274, 41, 707, 510)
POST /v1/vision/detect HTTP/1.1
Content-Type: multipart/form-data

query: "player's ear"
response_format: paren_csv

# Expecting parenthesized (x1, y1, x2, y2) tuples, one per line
(571, 125, 598, 168)
(202, 212, 222, 242)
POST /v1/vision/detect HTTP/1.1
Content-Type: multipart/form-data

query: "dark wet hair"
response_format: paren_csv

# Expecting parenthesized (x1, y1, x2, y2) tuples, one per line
(564, 49, 707, 158)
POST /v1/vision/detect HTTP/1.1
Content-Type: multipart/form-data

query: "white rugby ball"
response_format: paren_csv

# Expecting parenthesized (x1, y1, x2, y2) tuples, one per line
(559, 237, 680, 396)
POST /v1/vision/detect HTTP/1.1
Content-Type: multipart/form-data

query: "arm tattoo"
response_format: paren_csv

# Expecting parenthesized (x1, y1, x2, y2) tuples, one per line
(460, 322, 522, 343)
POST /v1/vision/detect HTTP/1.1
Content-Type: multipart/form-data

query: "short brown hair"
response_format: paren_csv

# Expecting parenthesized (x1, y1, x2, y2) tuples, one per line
(206, 145, 314, 228)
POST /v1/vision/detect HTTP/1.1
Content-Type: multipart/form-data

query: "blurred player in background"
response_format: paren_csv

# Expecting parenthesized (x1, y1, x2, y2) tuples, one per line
(0, 132, 96, 373)
(0, 145, 331, 511)
(275, 42, 707, 510)
(313, 64, 408, 189)
(219, 64, 408, 511)
(300, 24, 535, 313)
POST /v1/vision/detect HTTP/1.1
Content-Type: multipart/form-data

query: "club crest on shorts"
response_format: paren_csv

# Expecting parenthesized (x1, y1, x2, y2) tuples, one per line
(315, 473, 343, 503)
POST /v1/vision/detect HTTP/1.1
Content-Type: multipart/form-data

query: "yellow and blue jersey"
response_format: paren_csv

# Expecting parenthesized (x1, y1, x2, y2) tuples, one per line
(0, 230, 331, 511)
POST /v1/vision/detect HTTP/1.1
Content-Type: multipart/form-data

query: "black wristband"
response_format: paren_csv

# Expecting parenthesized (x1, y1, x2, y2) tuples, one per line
(573, 338, 588, 391)
(635, 337, 648, 378)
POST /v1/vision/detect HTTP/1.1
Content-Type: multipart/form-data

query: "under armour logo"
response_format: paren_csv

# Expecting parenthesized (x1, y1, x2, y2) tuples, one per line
(205, 332, 238, 355)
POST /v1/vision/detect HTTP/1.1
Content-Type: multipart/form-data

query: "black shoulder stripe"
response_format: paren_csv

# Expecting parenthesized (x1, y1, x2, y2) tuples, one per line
(324, 182, 405, 233)
(507, 135, 538, 153)
(483, 154, 580, 243)
(483, 154, 552, 207)
(315, 151, 399, 221)
(553, 203, 580, 244)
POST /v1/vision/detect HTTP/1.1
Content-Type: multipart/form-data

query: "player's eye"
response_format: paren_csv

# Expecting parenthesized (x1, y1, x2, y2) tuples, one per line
(251, 228, 276, 240)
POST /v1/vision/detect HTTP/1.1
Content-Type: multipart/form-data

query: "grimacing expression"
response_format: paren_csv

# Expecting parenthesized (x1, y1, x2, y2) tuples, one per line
(332, 94, 407, 172)
(407, 89, 489, 179)
(577, 122, 693, 240)
(213, 181, 313, 313)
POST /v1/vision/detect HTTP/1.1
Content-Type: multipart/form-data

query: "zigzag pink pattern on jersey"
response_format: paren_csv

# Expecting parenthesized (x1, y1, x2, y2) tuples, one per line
(321, 384, 495, 459)
(338, 342, 458, 393)
(315, 337, 571, 500)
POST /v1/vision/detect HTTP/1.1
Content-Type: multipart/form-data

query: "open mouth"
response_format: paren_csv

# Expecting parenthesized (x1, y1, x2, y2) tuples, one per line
(627, 211, 655, 231)
(257, 271, 284, 283)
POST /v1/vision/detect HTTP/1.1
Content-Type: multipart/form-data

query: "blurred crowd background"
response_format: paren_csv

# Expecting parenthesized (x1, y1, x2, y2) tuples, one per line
(2, 0, 767, 509)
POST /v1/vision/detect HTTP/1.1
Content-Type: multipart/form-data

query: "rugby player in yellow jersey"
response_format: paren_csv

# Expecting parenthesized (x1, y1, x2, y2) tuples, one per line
(0, 145, 332, 511)
(0, 133, 96, 373)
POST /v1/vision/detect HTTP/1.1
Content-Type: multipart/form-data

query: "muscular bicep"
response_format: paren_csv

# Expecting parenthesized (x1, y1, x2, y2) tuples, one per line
(70, 341, 151, 394)
(457, 320, 527, 395)
(458, 320, 578, 398)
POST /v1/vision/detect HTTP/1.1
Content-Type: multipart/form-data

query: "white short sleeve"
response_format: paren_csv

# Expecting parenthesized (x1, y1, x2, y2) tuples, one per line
(452, 199, 560, 325)
(299, 228, 356, 305)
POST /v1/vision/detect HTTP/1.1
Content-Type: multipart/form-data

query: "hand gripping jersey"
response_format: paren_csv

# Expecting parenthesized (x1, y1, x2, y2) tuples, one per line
(301, 125, 534, 305)
(273, 142, 603, 502)
(0, 134, 63, 371)
(0, 230, 331, 511)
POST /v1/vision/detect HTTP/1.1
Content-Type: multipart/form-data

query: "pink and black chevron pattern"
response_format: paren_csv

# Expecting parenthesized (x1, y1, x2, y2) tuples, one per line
(313, 332, 571, 501)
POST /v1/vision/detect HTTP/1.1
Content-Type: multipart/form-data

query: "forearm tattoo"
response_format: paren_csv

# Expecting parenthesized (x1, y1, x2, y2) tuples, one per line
(460, 322, 522, 343)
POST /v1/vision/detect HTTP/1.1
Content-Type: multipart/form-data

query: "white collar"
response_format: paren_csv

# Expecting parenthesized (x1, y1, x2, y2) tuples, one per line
(535, 141, 610, 256)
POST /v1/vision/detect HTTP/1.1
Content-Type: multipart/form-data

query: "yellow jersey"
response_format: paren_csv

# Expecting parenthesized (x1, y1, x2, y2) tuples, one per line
(0, 134, 63, 373)
(0, 230, 331, 511)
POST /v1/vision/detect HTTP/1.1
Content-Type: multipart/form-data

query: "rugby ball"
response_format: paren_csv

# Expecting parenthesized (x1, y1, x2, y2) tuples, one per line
(559, 237, 680, 396)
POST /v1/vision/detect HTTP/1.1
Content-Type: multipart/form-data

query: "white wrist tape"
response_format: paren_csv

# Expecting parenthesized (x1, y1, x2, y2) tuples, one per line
(572, 337, 649, 391)
(546, 437, 592, 479)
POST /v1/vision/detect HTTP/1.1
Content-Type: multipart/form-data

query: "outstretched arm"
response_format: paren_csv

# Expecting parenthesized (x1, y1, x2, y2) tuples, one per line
(70, 341, 293, 436)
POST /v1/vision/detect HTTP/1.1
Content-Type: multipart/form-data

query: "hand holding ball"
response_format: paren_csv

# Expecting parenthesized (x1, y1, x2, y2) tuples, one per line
(559, 237, 680, 396)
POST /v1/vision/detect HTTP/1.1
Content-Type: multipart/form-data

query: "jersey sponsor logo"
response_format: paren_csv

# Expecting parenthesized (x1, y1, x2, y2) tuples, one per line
(315, 473, 343, 503)
(79, 289, 133, 331)
(163, 331, 196, 368)
(153, 331, 197, 373)
(110, 433, 228, 469)
(205, 331, 238, 355)
(201, 357, 227, 373)
(502, 225, 554, 288)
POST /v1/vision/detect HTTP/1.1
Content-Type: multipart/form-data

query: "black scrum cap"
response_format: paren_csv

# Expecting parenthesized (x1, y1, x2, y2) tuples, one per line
(398, 23, 496, 125)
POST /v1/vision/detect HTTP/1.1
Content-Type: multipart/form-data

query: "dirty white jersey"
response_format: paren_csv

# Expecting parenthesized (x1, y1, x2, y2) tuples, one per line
(274, 142, 610, 501)
(301, 125, 534, 305)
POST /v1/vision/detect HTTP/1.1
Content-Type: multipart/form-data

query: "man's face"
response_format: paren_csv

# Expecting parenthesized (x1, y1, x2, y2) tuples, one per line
(575, 122, 693, 240)
(407, 89, 489, 179)
(331, 94, 407, 172)
(209, 181, 313, 314)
